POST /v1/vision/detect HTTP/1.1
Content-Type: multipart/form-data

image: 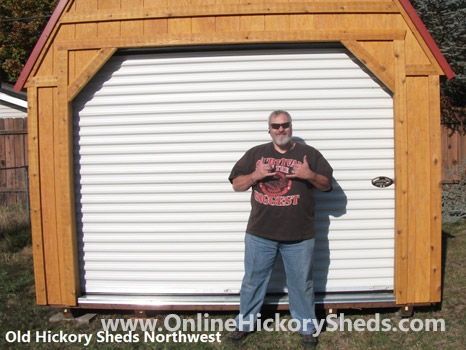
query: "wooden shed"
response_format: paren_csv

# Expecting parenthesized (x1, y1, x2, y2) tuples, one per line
(15, 0, 454, 312)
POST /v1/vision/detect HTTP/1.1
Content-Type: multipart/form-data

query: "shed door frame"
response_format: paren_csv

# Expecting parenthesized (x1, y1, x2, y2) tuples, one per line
(73, 43, 396, 298)
(35, 38, 412, 306)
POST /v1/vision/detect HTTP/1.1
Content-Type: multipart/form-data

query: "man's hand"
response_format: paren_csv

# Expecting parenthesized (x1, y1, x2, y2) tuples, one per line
(253, 158, 277, 182)
(232, 159, 276, 192)
(286, 155, 314, 180)
(286, 155, 332, 191)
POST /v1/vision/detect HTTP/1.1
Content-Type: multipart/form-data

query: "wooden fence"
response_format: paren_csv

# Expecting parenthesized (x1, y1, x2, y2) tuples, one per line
(0, 118, 463, 207)
(0, 118, 28, 206)
(442, 126, 466, 183)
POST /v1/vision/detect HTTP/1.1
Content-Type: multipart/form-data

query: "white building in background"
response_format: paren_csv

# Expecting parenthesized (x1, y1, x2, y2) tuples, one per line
(0, 83, 27, 119)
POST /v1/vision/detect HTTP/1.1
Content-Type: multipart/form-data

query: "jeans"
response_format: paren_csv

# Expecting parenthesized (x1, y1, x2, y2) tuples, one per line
(235, 233, 317, 334)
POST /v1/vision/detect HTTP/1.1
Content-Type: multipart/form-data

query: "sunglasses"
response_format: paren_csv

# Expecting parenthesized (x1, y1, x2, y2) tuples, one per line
(270, 122, 291, 130)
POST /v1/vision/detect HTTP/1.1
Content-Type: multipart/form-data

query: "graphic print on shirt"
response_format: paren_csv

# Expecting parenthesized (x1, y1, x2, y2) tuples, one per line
(253, 157, 301, 207)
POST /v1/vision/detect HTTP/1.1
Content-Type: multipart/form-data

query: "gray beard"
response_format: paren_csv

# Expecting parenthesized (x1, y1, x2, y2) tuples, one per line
(272, 135, 292, 146)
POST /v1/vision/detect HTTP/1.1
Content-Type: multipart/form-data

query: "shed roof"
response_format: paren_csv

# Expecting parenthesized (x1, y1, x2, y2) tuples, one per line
(398, 0, 454, 79)
(14, 0, 455, 92)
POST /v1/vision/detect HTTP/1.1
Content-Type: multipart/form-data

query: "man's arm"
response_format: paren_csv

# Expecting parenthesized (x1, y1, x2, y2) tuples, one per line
(232, 173, 257, 192)
(303, 172, 332, 192)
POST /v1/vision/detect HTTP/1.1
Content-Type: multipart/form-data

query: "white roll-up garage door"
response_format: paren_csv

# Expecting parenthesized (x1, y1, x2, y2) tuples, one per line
(74, 46, 394, 299)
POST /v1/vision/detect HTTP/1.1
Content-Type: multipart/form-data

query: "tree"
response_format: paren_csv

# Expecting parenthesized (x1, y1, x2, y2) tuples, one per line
(411, 0, 466, 132)
(0, 0, 58, 84)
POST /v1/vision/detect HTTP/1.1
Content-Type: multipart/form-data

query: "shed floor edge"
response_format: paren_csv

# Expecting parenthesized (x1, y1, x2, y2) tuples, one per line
(75, 292, 402, 311)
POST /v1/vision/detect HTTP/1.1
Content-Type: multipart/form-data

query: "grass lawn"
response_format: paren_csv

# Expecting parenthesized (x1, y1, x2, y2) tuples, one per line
(1, 205, 465, 349)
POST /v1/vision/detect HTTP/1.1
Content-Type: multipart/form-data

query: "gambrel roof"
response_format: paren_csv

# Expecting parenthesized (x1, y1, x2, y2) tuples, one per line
(14, 0, 454, 92)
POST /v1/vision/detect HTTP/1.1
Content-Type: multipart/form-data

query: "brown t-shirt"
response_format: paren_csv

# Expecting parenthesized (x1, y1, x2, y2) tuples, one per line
(229, 142, 333, 241)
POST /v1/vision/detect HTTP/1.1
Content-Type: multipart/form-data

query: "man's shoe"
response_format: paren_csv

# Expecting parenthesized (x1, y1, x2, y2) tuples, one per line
(225, 330, 250, 344)
(301, 333, 318, 348)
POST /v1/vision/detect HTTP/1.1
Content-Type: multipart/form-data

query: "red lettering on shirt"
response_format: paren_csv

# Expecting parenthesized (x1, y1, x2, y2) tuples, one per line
(254, 190, 300, 207)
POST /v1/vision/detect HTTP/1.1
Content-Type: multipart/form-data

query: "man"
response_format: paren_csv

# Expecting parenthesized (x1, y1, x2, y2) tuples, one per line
(227, 110, 333, 347)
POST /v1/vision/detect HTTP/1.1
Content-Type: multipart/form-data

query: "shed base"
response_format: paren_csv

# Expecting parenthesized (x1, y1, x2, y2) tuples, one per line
(76, 292, 399, 311)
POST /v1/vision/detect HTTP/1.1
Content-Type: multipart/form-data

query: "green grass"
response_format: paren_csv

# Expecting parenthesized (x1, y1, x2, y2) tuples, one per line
(0, 204, 30, 252)
(1, 204, 465, 349)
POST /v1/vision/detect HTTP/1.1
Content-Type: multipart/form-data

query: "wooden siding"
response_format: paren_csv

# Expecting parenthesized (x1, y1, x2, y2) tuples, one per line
(0, 118, 28, 206)
(24, 0, 444, 306)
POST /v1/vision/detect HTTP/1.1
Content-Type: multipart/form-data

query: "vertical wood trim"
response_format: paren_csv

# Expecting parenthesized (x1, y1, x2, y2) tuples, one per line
(429, 75, 442, 302)
(394, 39, 408, 305)
(57, 49, 80, 306)
(38, 87, 61, 304)
(407, 77, 430, 302)
(27, 87, 48, 305)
